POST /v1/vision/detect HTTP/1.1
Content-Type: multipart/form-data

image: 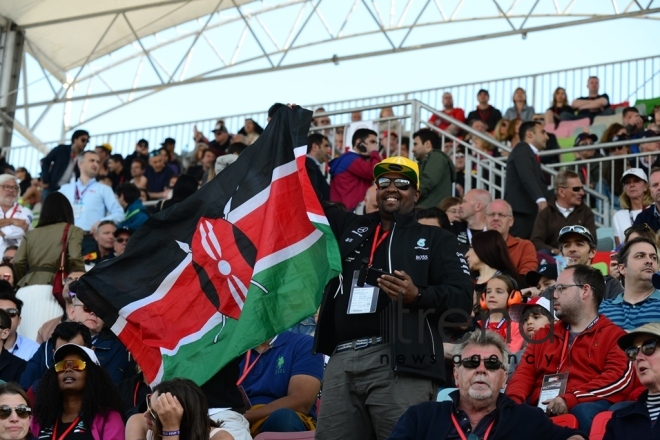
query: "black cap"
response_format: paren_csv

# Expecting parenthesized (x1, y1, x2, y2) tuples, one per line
(574, 132, 598, 146)
(137, 139, 149, 146)
(525, 264, 558, 287)
(114, 226, 134, 238)
(161, 137, 175, 146)
(477, 89, 489, 96)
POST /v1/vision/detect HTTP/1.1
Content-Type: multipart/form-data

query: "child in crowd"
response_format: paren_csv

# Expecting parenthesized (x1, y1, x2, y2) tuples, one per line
(477, 274, 524, 353)
(507, 296, 555, 378)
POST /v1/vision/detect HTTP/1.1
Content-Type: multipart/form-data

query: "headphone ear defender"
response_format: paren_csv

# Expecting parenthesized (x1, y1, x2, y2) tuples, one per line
(480, 292, 487, 310)
(508, 289, 524, 307)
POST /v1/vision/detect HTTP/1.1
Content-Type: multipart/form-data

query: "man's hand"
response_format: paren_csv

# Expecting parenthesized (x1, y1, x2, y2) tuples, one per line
(543, 396, 568, 416)
(378, 270, 419, 304)
(537, 201, 547, 212)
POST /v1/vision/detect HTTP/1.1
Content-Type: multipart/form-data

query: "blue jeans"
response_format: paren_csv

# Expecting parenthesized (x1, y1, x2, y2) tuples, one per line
(259, 408, 307, 433)
(570, 400, 611, 433)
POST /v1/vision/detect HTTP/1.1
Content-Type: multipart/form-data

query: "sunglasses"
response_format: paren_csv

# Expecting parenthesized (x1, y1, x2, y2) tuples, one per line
(559, 225, 592, 237)
(115, 238, 128, 244)
(376, 177, 412, 191)
(625, 338, 659, 361)
(0, 405, 31, 420)
(560, 186, 584, 192)
(146, 394, 157, 420)
(54, 359, 87, 373)
(457, 354, 505, 371)
(1, 308, 18, 318)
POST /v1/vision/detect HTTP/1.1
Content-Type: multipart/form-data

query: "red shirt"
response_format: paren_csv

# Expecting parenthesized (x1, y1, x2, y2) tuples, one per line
(429, 108, 466, 130)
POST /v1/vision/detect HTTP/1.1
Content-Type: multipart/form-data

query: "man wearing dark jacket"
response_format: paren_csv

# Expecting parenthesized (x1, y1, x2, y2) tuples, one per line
(314, 156, 473, 440)
(0, 309, 25, 383)
(40, 129, 89, 197)
(389, 330, 585, 440)
(305, 133, 331, 201)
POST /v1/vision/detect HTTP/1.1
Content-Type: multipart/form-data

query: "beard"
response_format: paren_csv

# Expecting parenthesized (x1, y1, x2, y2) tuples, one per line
(467, 375, 494, 401)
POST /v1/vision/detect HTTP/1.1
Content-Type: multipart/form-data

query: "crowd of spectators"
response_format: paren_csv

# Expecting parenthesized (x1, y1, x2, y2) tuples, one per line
(0, 81, 655, 439)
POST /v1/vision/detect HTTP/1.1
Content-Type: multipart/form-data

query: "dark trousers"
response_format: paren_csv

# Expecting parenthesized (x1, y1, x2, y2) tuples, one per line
(510, 211, 537, 240)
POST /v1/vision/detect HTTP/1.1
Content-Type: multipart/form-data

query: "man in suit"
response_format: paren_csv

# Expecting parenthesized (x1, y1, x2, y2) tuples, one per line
(305, 133, 331, 202)
(40, 129, 89, 199)
(504, 120, 551, 239)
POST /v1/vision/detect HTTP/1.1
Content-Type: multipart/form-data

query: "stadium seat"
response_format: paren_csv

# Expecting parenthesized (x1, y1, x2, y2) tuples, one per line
(636, 103, 647, 116)
(572, 126, 588, 137)
(596, 227, 615, 251)
(589, 411, 613, 440)
(550, 414, 579, 428)
(610, 101, 629, 110)
(554, 119, 590, 138)
(254, 431, 316, 440)
(437, 387, 457, 401)
(590, 124, 606, 141)
(593, 114, 623, 127)
(557, 137, 577, 162)
(635, 97, 660, 115)
(545, 123, 557, 135)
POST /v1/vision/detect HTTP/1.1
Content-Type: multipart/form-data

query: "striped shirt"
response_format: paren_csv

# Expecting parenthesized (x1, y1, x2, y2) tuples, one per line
(648, 393, 660, 421)
(598, 290, 660, 330)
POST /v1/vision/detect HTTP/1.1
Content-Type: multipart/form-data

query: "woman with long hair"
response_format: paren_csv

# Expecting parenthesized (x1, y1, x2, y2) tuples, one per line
(544, 87, 573, 126)
(125, 378, 230, 440)
(237, 119, 263, 145)
(507, 118, 523, 146)
(613, 169, 653, 246)
(493, 118, 510, 145)
(504, 88, 535, 122)
(31, 344, 124, 439)
(0, 382, 34, 440)
(13, 192, 84, 340)
(465, 230, 519, 295)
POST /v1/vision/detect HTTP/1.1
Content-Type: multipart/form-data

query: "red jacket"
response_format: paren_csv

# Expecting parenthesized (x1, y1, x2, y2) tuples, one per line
(506, 315, 634, 410)
(328, 151, 381, 211)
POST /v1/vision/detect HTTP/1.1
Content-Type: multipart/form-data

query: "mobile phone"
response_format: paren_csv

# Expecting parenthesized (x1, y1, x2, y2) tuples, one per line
(356, 141, 367, 153)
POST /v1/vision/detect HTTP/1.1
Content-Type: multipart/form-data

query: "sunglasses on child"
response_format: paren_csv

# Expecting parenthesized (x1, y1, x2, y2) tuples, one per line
(54, 359, 87, 373)
(625, 338, 659, 361)
(456, 354, 505, 371)
(376, 177, 412, 191)
(0, 405, 31, 419)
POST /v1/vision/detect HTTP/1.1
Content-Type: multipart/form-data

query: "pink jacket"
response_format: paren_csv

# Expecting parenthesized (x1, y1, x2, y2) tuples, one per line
(31, 411, 125, 440)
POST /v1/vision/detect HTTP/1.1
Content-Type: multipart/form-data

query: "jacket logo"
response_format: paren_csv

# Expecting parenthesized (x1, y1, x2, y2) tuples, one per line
(414, 238, 428, 250)
(351, 226, 369, 237)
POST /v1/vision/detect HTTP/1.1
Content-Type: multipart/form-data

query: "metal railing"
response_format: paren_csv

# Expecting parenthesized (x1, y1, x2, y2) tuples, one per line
(5, 54, 660, 175)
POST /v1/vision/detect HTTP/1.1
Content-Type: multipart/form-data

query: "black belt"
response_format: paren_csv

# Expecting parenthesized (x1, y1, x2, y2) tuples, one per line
(334, 336, 384, 354)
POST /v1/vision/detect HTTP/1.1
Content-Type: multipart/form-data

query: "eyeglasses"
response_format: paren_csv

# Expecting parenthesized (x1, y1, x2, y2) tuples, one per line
(80, 138, 90, 143)
(560, 186, 584, 192)
(146, 394, 157, 420)
(625, 338, 659, 361)
(486, 212, 511, 219)
(552, 284, 585, 294)
(0, 405, 31, 419)
(115, 238, 128, 244)
(73, 302, 93, 314)
(376, 177, 412, 191)
(54, 359, 87, 373)
(0, 185, 18, 192)
(1, 308, 19, 318)
(457, 354, 504, 371)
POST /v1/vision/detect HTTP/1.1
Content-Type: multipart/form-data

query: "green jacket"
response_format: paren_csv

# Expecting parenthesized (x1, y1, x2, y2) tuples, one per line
(416, 150, 455, 208)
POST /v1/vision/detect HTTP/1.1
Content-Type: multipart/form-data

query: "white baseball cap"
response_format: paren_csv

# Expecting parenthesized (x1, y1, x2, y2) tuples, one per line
(620, 168, 648, 184)
(53, 343, 100, 366)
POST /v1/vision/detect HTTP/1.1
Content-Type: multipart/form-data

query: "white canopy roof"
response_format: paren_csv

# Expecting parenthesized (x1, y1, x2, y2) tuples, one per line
(0, 0, 255, 77)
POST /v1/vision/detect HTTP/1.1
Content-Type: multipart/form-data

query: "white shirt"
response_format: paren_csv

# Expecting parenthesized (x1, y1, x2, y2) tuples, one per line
(555, 202, 575, 218)
(613, 208, 643, 244)
(59, 179, 124, 231)
(0, 203, 33, 256)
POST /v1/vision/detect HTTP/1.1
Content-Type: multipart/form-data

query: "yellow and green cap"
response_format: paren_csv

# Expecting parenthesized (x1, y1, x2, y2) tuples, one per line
(373, 156, 419, 187)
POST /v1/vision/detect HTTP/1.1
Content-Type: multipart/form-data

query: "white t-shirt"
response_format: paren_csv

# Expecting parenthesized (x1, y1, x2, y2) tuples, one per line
(612, 208, 643, 244)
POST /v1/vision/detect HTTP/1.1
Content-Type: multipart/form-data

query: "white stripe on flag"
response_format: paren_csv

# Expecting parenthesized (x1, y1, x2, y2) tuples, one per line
(253, 229, 322, 275)
(294, 145, 306, 157)
(226, 160, 297, 224)
(118, 253, 193, 316)
(308, 212, 330, 226)
(160, 312, 227, 357)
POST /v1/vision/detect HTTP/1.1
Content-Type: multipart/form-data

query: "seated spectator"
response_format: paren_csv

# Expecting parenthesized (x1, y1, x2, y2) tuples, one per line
(544, 87, 574, 126)
(504, 87, 536, 122)
(378, 106, 402, 136)
(633, 130, 660, 177)
(186, 142, 209, 179)
(428, 92, 465, 135)
(0, 309, 25, 383)
(200, 120, 233, 157)
(599, 237, 660, 330)
(466, 89, 503, 132)
(466, 230, 520, 294)
(328, 128, 381, 212)
(477, 275, 524, 353)
(20, 320, 92, 393)
(84, 220, 116, 266)
(571, 76, 612, 122)
(107, 154, 130, 191)
(506, 264, 634, 433)
(0, 382, 33, 440)
(506, 118, 523, 146)
(31, 343, 124, 439)
(380, 131, 399, 157)
(412, 129, 455, 208)
(389, 330, 585, 440)
(362, 184, 378, 215)
(525, 263, 558, 297)
(2, 245, 16, 264)
(145, 153, 175, 200)
(623, 106, 646, 140)
(0, 263, 15, 288)
(485, 199, 537, 277)
(161, 138, 183, 174)
(0, 287, 38, 362)
(557, 225, 623, 300)
(613, 168, 652, 246)
(214, 142, 247, 177)
(456, 189, 492, 247)
(605, 322, 660, 438)
(415, 207, 451, 231)
(508, 296, 555, 378)
(124, 139, 149, 169)
(634, 167, 660, 232)
(493, 118, 510, 146)
(238, 332, 323, 436)
(113, 227, 133, 257)
(439, 197, 461, 227)
(452, 146, 465, 197)
(15, 167, 31, 196)
(116, 183, 149, 231)
(130, 158, 148, 190)
(36, 271, 84, 344)
(94, 143, 112, 177)
(531, 170, 596, 255)
(153, 174, 198, 212)
(238, 118, 263, 145)
(126, 378, 234, 440)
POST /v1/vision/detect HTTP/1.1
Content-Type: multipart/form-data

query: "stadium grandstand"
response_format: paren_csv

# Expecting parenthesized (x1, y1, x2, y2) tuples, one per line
(0, 1, 659, 439)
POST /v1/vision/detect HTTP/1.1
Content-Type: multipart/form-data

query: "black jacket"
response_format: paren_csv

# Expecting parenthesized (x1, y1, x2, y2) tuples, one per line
(0, 348, 26, 383)
(313, 208, 473, 382)
(634, 204, 660, 232)
(40, 144, 80, 191)
(604, 391, 660, 439)
(504, 142, 551, 215)
(388, 391, 584, 440)
(305, 156, 330, 202)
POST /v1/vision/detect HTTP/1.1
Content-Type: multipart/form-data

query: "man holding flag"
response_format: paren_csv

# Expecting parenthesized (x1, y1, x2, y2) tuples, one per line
(314, 156, 473, 440)
(72, 106, 341, 439)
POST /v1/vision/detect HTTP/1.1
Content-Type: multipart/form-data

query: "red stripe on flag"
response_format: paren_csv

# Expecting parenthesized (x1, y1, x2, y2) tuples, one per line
(234, 171, 315, 259)
(296, 155, 326, 218)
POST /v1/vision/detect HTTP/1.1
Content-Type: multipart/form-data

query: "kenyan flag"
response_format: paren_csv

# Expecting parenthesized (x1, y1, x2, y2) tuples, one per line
(74, 106, 341, 385)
